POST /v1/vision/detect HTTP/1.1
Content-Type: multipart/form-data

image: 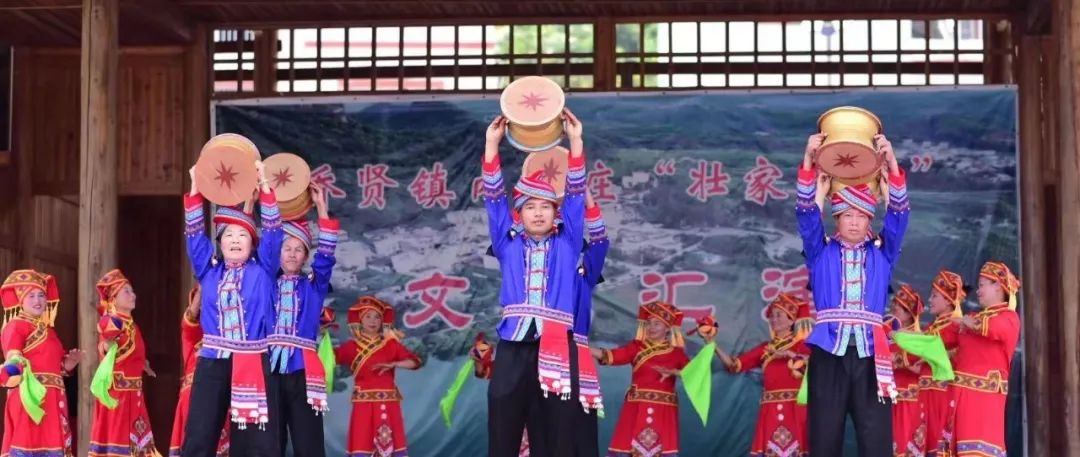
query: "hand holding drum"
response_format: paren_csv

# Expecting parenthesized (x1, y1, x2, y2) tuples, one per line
(813, 106, 887, 198)
(192, 133, 261, 207)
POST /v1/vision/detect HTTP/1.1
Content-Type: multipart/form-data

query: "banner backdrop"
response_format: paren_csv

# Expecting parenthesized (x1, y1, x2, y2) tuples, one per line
(215, 87, 1022, 456)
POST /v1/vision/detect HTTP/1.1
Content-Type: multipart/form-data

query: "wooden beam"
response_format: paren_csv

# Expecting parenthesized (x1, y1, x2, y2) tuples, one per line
(78, 0, 118, 455)
(124, 0, 193, 43)
(1017, 33, 1050, 457)
(1054, 0, 1080, 453)
(13, 49, 37, 267)
(592, 17, 615, 91)
(254, 28, 277, 96)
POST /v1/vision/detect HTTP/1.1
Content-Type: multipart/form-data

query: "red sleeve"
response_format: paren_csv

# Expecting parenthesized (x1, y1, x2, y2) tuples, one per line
(335, 340, 358, 367)
(939, 322, 960, 349)
(180, 316, 203, 362)
(600, 341, 641, 366)
(388, 340, 423, 368)
(982, 311, 1020, 343)
(98, 315, 124, 341)
(731, 343, 767, 373)
(1, 322, 28, 359)
(674, 348, 691, 370)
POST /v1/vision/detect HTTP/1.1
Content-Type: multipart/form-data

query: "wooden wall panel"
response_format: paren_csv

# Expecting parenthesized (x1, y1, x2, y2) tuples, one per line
(117, 49, 187, 195)
(118, 196, 182, 451)
(15, 47, 188, 197)
(15, 50, 81, 196)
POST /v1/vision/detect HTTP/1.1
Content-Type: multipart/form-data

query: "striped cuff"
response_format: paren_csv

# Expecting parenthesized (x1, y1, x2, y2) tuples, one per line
(888, 168, 909, 213)
(482, 156, 505, 199)
(566, 152, 587, 194)
(796, 165, 817, 209)
(259, 190, 281, 230)
(184, 193, 205, 236)
(317, 218, 340, 256)
(585, 205, 606, 243)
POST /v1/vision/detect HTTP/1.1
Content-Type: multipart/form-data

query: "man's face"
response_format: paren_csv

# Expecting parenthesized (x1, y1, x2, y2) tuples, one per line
(835, 209, 871, 244)
(520, 199, 555, 237)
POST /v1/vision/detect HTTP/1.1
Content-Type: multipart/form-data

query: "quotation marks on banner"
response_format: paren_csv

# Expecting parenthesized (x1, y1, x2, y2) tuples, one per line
(403, 272, 473, 329)
(910, 154, 934, 172)
(638, 271, 715, 323)
(653, 159, 677, 176)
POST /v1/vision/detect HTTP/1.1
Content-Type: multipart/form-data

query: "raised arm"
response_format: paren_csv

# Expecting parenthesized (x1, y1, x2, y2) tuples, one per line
(582, 196, 609, 287)
(254, 162, 284, 276)
(483, 116, 514, 256)
(597, 341, 641, 367)
(185, 167, 215, 280)
(876, 135, 910, 264)
(558, 108, 587, 253)
(796, 134, 828, 265)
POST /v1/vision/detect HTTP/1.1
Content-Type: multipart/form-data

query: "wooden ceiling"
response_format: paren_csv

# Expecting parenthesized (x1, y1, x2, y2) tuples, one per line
(0, 0, 1032, 46)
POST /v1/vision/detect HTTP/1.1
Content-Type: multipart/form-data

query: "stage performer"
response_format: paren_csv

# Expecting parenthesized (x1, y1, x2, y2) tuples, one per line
(591, 301, 690, 457)
(88, 269, 161, 457)
(887, 284, 926, 457)
(796, 132, 909, 456)
(0, 269, 84, 457)
(712, 293, 812, 457)
(335, 296, 422, 457)
(268, 184, 337, 457)
(169, 284, 230, 457)
(181, 158, 283, 457)
(920, 270, 964, 456)
(477, 188, 609, 457)
(950, 261, 1020, 457)
(481, 109, 594, 457)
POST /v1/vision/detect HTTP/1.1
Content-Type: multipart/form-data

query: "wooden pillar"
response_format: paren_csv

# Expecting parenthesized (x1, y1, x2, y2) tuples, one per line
(1054, 0, 1080, 453)
(78, 0, 118, 454)
(1017, 33, 1051, 457)
(593, 17, 615, 91)
(254, 28, 277, 96)
(181, 23, 210, 307)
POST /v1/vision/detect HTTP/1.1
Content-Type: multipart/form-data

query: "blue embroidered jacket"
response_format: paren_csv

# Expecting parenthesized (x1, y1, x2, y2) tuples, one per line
(185, 191, 283, 358)
(573, 205, 609, 340)
(795, 166, 910, 357)
(483, 151, 587, 342)
(269, 218, 339, 374)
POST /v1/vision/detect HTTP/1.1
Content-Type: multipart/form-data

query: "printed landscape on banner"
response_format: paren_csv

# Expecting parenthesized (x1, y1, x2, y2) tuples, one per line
(216, 87, 1022, 456)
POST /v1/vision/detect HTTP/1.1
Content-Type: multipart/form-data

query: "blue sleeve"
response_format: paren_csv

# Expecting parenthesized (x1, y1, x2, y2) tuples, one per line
(311, 219, 340, 297)
(557, 153, 588, 253)
(256, 191, 284, 276)
(184, 194, 214, 280)
(483, 156, 513, 257)
(795, 166, 826, 266)
(880, 169, 911, 264)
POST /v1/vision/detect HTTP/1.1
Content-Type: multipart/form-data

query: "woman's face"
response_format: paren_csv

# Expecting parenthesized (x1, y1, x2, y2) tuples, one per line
(20, 289, 47, 317)
(645, 317, 669, 342)
(114, 284, 136, 313)
(361, 310, 382, 335)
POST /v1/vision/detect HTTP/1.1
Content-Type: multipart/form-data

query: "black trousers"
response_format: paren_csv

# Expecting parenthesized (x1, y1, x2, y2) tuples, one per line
(807, 345, 893, 457)
(182, 356, 281, 457)
(487, 335, 583, 457)
(566, 334, 599, 457)
(270, 370, 325, 457)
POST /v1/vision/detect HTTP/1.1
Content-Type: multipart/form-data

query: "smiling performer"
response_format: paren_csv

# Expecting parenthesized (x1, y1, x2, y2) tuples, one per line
(590, 301, 690, 457)
(88, 269, 162, 457)
(797, 132, 909, 457)
(481, 108, 591, 457)
(181, 152, 283, 457)
(712, 293, 812, 457)
(334, 296, 422, 457)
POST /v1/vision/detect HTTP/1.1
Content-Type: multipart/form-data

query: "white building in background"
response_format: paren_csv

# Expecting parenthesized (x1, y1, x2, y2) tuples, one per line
(213, 19, 986, 93)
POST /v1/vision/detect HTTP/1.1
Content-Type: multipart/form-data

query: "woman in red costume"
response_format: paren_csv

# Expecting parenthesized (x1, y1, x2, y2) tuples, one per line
(0, 269, 84, 457)
(335, 296, 423, 457)
(592, 301, 689, 457)
(950, 261, 1020, 457)
(712, 293, 812, 457)
(888, 284, 926, 457)
(168, 284, 229, 457)
(920, 270, 964, 456)
(89, 269, 161, 457)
